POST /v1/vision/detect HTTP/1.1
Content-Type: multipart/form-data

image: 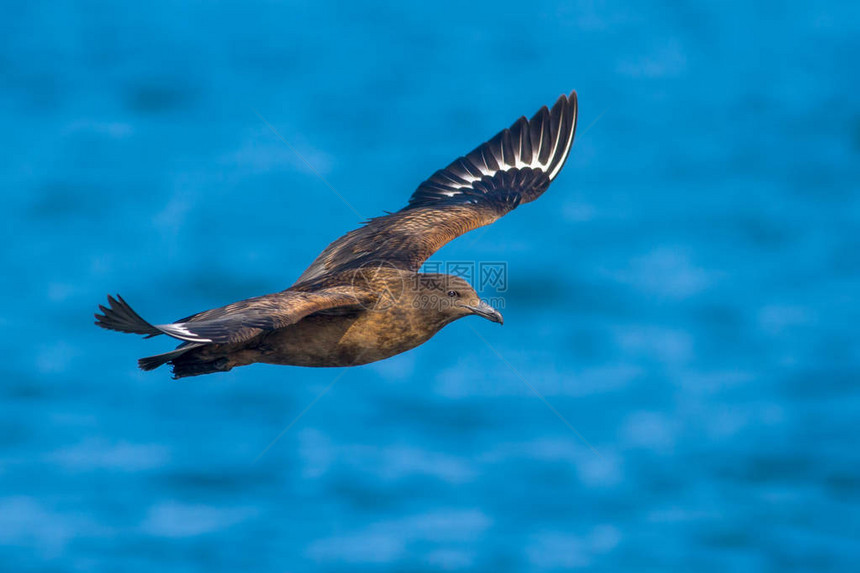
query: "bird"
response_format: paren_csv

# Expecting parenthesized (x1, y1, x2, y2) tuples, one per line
(95, 91, 578, 378)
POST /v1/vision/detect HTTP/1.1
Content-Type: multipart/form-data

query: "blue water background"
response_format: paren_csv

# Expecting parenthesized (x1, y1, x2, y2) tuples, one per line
(2, 1, 859, 571)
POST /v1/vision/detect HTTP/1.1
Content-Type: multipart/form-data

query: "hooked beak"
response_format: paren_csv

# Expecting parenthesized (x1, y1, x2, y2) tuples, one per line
(465, 300, 504, 325)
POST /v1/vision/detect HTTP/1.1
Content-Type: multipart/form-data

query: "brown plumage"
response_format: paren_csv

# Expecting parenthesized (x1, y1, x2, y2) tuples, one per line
(95, 91, 578, 378)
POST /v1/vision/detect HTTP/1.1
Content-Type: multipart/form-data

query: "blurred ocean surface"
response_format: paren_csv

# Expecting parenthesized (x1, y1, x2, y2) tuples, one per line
(2, 1, 859, 571)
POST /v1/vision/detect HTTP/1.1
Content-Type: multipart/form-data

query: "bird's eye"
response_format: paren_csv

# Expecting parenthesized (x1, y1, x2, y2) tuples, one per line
(447, 290, 459, 298)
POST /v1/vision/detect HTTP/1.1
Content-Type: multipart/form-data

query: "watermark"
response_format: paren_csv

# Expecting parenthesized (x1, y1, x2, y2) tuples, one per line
(420, 261, 508, 293)
(410, 294, 507, 312)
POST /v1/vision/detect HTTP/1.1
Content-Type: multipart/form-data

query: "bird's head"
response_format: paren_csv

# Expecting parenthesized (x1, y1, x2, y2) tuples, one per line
(413, 273, 504, 325)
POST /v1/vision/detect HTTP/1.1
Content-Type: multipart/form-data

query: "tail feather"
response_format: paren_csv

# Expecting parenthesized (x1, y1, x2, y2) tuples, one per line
(95, 294, 162, 337)
(138, 343, 230, 378)
(170, 356, 233, 379)
(138, 343, 203, 371)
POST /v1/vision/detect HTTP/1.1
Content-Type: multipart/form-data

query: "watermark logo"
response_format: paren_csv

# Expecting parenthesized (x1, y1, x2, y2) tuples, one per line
(479, 262, 507, 292)
(422, 261, 508, 293)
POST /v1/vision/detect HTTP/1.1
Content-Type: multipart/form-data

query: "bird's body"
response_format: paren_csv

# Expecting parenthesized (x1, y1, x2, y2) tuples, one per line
(164, 270, 486, 375)
(96, 92, 578, 378)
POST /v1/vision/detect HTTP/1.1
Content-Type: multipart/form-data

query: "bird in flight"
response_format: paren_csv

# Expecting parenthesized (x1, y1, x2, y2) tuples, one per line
(96, 91, 578, 378)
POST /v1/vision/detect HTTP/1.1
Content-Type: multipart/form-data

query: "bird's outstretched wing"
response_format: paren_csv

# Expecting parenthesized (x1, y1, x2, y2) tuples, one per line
(95, 288, 377, 345)
(295, 91, 577, 284)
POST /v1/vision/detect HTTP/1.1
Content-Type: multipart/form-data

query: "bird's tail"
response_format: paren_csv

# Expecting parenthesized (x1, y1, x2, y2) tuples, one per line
(94, 294, 162, 337)
(138, 344, 230, 378)
(169, 355, 233, 379)
(138, 344, 200, 371)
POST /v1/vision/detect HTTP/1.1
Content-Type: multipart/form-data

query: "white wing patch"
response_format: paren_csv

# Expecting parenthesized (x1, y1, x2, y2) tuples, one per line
(413, 93, 578, 201)
(157, 323, 213, 343)
(548, 107, 577, 180)
(448, 142, 569, 190)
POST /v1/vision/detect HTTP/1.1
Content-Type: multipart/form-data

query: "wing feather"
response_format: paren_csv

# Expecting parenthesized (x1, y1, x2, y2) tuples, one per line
(155, 287, 377, 345)
(295, 91, 578, 284)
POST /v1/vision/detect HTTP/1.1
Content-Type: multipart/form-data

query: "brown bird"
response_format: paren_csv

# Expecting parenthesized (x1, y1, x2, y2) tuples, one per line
(95, 91, 578, 378)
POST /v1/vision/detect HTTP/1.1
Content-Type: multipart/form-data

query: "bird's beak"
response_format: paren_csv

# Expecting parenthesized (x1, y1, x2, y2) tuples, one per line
(465, 300, 504, 325)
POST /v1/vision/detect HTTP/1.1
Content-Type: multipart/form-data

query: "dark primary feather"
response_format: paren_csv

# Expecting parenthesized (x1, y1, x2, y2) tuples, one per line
(138, 343, 203, 371)
(295, 91, 577, 284)
(406, 93, 575, 209)
(94, 294, 162, 337)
